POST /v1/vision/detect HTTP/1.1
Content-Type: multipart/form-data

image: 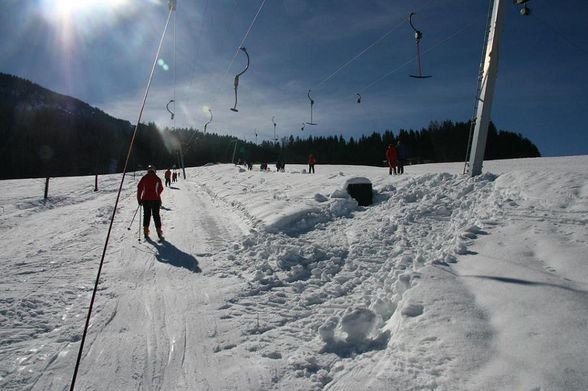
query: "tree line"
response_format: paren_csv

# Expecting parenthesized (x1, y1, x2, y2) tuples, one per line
(0, 72, 540, 179)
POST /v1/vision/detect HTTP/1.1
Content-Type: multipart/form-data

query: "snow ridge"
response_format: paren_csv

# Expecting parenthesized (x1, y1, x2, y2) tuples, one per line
(213, 171, 503, 388)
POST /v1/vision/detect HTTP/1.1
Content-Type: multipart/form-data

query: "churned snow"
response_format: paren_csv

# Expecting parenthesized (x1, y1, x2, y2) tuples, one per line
(1, 156, 587, 390)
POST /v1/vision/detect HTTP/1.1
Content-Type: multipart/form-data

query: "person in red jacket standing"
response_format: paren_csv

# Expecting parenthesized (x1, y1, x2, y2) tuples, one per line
(308, 154, 316, 174)
(386, 144, 398, 175)
(137, 165, 164, 239)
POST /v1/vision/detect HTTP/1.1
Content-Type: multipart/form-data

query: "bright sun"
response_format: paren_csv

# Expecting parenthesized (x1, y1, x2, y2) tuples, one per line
(41, 0, 129, 19)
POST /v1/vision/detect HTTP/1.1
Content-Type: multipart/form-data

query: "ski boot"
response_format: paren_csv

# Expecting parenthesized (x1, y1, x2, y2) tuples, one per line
(156, 228, 164, 241)
(143, 226, 150, 239)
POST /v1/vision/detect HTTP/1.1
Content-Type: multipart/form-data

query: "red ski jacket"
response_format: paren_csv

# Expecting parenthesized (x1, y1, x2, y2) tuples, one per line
(386, 146, 398, 163)
(308, 155, 316, 165)
(137, 172, 163, 202)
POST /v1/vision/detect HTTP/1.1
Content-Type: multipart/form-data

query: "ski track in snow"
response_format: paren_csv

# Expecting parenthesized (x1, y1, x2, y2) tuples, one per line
(1, 157, 587, 390)
(0, 175, 135, 390)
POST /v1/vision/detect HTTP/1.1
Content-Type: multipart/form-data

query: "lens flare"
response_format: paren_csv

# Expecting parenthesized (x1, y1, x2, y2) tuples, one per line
(157, 58, 170, 71)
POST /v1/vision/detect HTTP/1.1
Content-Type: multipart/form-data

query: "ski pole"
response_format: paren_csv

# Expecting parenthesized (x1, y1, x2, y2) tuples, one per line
(127, 205, 140, 230)
(138, 205, 142, 241)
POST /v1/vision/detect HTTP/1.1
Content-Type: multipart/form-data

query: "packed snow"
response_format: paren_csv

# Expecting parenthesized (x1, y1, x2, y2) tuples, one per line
(1, 156, 587, 390)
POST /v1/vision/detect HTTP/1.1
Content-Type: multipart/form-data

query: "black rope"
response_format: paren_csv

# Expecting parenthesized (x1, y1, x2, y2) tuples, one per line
(69, 6, 175, 391)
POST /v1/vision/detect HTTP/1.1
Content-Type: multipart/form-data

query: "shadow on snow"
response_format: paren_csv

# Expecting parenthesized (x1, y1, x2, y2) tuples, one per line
(146, 238, 201, 273)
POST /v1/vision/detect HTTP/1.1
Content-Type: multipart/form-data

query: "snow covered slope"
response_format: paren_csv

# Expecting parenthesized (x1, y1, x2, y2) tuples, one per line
(1, 156, 587, 390)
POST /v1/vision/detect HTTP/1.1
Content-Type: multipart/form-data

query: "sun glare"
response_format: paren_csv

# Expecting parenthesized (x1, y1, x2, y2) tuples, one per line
(41, 0, 129, 20)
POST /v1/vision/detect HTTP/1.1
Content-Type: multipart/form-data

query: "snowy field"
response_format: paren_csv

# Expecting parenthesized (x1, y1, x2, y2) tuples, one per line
(1, 156, 587, 391)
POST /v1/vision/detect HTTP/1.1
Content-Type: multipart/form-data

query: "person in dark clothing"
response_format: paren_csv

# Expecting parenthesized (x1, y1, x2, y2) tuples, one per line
(308, 154, 316, 174)
(396, 141, 408, 174)
(137, 165, 164, 239)
(164, 169, 172, 187)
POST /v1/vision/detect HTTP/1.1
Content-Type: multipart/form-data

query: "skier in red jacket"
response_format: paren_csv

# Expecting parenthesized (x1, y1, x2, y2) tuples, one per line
(137, 165, 164, 239)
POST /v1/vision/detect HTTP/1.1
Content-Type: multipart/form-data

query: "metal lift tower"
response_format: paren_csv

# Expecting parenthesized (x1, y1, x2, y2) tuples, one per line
(467, 0, 506, 176)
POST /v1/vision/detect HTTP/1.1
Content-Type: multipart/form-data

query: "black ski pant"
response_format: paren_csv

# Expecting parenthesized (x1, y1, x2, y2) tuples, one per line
(309, 164, 315, 174)
(142, 200, 162, 229)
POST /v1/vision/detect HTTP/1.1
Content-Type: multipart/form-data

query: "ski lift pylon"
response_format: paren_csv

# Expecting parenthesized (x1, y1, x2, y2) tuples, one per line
(230, 47, 250, 112)
(408, 12, 432, 79)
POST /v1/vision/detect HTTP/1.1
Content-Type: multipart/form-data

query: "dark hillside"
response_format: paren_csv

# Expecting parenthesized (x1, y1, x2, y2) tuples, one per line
(0, 73, 540, 179)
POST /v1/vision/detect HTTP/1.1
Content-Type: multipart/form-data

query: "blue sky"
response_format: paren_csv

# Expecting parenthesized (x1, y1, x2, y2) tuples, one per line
(1, 0, 587, 157)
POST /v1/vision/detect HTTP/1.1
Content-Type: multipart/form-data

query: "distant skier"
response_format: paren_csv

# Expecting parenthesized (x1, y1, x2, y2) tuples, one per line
(308, 154, 316, 174)
(172, 171, 177, 183)
(386, 144, 398, 175)
(137, 165, 164, 240)
(396, 141, 407, 174)
(164, 168, 172, 187)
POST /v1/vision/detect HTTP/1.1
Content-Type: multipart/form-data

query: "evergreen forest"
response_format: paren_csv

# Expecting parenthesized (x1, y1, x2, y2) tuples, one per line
(0, 73, 540, 179)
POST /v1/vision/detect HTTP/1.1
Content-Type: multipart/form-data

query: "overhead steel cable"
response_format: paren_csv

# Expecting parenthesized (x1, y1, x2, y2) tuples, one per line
(311, 0, 439, 91)
(69, 3, 176, 390)
(224, 0, 267, 77)
(532, 13, 588, 58)
(359, 23, 471, 94)
(173, 3, 177, 128)
(312, 18, 407, 90)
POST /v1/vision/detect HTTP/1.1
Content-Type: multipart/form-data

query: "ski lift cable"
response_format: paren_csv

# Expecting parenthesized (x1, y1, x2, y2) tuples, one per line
(358, 22, 471, 94)
(185, 108, 212, 150)
(184, 0, 209, 128)
(173, 6, 177, 126)
(409, 12, 431, 78)
(224, 0, 267, 77)
(230, 47, 250, 112)
(198, 0, 263, 118)
(166, 99, 175, 120)
(357, 95, 381, 133)
(312, 18, 407, 90)
(69, 4, 176, 391)
(531, 13, 588, 58)
(184, 107, 212, 152)
(310, 0, 439, 92)
(306, 89, 317, 125)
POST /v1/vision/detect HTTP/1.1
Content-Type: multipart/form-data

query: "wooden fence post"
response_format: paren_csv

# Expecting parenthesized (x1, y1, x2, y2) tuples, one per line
(44, 177, 50, 199)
